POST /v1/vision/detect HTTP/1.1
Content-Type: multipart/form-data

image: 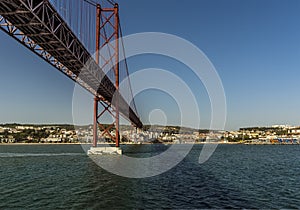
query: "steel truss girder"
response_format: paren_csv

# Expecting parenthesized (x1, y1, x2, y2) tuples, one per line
(0, 0, 143, 128)
(0, 0, 114, 99)
(0, 15, 97, 96)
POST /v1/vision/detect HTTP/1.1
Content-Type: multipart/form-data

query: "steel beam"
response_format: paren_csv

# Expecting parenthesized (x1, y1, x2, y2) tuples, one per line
(0, 0, 143, 129)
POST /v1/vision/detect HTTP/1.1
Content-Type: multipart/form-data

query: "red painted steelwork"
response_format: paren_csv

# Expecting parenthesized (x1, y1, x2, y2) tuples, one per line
(0, 0, 143, 130)
(114, 3, 120, 147)
(93, 3, 120, 147)
(93, 97, 99, 147)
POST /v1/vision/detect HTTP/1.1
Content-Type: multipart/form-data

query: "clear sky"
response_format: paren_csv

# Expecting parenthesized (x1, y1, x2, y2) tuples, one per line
(1, 0, 300, 130)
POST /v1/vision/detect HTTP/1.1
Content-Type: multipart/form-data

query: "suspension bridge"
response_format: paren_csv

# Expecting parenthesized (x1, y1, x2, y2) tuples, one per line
(0, 0, 143, 154)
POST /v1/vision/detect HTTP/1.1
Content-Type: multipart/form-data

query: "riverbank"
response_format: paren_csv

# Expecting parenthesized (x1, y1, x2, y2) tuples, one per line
(1, 142, 299, 146)
(0, 143, 84, 145)
(0, 142, 242, 146)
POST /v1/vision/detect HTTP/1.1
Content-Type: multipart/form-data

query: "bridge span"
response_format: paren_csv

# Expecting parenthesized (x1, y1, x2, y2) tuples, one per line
(0, 0, 143, 149)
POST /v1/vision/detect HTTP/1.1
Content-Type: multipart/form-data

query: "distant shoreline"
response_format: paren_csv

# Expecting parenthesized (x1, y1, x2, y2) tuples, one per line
(0, 143, 84, 145)
(0, 142, 241, 146)
(1, 142, 297, 146)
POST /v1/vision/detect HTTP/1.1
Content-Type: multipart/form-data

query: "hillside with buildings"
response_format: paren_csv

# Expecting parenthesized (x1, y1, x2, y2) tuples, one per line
(1, 124, 300, 144)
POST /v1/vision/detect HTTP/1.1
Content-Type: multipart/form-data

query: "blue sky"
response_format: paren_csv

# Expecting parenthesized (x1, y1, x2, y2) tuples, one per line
(1, 0, 300, 130)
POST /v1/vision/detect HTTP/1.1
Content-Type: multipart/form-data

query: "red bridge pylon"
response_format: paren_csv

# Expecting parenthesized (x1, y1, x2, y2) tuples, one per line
(93, 3, 120, 147)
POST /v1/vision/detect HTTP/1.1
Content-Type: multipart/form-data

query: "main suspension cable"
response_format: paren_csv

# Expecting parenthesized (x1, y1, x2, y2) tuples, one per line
(119, 16, 140, 118)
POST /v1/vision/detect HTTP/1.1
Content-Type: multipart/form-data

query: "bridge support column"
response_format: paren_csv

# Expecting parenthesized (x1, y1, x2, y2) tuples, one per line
(91, 3, 120, 149)
(114, 3, 120, 148)
(90, 99, 122, 154)
(93, 97, 99, 147)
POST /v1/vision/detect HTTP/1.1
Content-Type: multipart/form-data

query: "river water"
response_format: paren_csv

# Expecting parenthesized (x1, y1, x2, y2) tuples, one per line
(0, 144, 300, 209)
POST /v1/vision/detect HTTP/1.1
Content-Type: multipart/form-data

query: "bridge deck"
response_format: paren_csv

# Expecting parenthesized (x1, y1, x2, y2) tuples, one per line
(0, 0, 142, 128)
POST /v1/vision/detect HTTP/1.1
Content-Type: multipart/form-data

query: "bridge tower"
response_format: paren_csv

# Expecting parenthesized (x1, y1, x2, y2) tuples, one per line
(0, 0, 142, 155)
(93, 3, 120, 149)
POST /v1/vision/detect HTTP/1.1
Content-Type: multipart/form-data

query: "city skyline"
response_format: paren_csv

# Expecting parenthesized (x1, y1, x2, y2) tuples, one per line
(1, 0, 300, 130)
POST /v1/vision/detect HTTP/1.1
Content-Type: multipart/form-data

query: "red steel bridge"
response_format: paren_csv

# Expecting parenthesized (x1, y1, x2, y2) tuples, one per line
(0, 0, 143, 148)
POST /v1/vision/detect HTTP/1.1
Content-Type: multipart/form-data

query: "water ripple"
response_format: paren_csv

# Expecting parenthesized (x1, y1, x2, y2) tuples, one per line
(0, 144, 300, 209)
(0, 153, 84, 157)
